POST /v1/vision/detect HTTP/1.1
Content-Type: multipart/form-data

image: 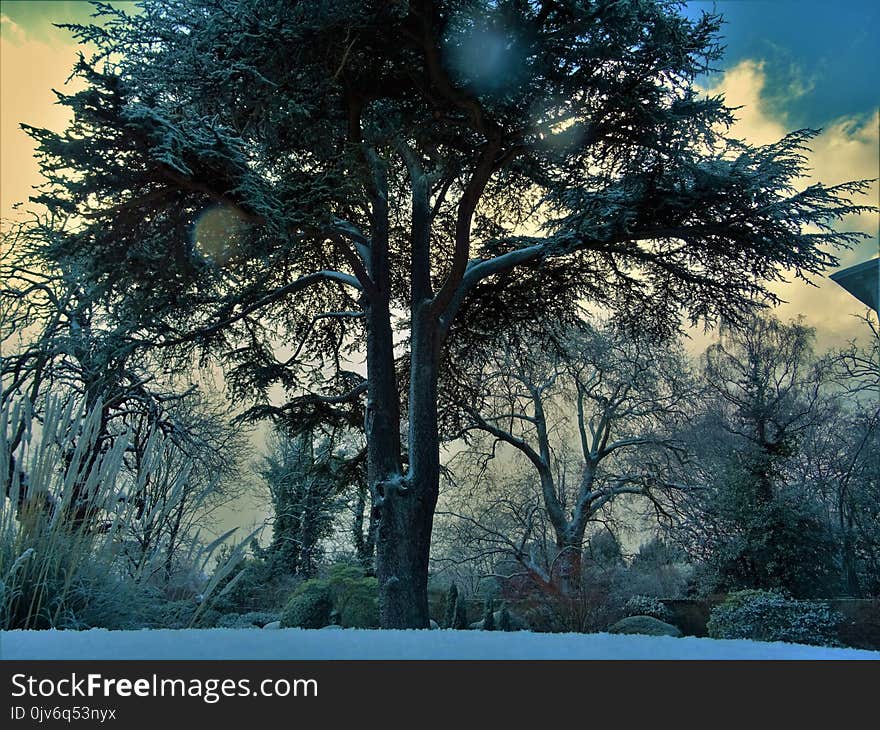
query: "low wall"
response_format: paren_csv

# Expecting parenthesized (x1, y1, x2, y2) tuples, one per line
(830, 599, 880, 650)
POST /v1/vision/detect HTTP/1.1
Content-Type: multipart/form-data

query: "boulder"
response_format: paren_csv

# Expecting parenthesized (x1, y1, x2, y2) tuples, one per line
(262, 621, 281, 630)
(320, 624, 344, 630)
(429, 619, 439, 629)
(607, 615, 682, 637)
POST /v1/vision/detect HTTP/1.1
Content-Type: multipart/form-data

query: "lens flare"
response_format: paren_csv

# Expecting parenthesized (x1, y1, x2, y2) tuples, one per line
(191, 206, 248, 264)
(444, 17, 525, 94)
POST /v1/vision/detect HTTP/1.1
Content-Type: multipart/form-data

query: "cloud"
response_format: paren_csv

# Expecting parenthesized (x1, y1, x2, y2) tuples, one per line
(701, 60, 878, 235)
(0, 14, 28, 45)
(805, 111, 879, 241)
(685, 60, 879, 353)
(702, 60, 787, 146)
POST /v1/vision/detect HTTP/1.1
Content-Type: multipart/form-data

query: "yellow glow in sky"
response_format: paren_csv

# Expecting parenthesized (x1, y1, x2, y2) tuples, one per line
(1, 11, 83, 225)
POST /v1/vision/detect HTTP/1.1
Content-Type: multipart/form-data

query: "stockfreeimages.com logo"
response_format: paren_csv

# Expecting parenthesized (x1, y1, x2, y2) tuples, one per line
(11, 673, 318, 704)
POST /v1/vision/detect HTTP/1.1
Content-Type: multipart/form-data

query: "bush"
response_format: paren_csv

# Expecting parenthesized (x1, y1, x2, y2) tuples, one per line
(452, 593, 469, 629)
(498, 606, 512, 632)
(280, 563, 379, 629)
(482, 599, 496, 631)
(324, 564, 379, 628)
(623, 595, 672, 623)
(215, 611, 279, 629)
(339, 586, 379, 628)
(608, 615, 682, 637)
(707, 590, 842, 647)
(150, 600, 199, 629)
(0, 528, 160, 630)
(443, 582, 458, 629)
(209, 550, 302, 615)
(280, 584, 334, 628)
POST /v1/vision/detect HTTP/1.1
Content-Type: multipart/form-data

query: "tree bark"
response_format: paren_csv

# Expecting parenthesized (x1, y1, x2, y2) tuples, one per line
(554, 538, 584, 596)
(363, 286, 413, 625)
(371, 303, 440, 628)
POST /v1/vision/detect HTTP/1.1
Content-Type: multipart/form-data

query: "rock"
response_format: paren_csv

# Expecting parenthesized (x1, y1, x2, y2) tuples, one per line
(429, 619, 439, 629)
(607, 615, 683, 637)
(262, 621, 281, 630)
(320, 624, 344, 630)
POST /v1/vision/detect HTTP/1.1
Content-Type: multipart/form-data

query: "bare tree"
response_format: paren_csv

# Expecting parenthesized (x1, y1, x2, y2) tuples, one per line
(448, 321, 693, 594)
(2, 225, 247, 573)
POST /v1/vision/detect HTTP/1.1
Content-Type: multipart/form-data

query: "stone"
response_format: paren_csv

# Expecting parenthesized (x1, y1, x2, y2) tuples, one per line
(262, 620, 281, 630)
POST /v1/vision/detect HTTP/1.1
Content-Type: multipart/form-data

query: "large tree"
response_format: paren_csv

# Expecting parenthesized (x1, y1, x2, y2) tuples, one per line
(21, 0, 869, 626)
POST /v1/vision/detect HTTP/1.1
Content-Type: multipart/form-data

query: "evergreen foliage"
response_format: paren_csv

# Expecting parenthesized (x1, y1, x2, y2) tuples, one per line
(452, 592, 469, 630)
(261, 429, 348, 578)
(707, 590, 843, 647)
(280, 583, 334, 629)
(443, 582, 459, 629)
(482, 598, 495, 630)
(498, 605, 512, 632)
(280, 563, 379, 629)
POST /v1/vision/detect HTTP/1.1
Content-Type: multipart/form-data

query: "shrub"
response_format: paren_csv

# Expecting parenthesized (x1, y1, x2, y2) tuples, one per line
(339, 586, 378, 629)
(280, 583, 334, 628)
(707, 590, 842, 647)
(280, 563, 379, 629)
(215, 611, 279, 629)
(150, 600, 199, 629)
(498, 605, 512, 632)
(209, 548, 302, 615)
(482, 599, 496, 631)
(452, 593, 469, 629)
(608, 615, 682, 637)
(623, 595, 672, 623)
(443, 582, 458, 629)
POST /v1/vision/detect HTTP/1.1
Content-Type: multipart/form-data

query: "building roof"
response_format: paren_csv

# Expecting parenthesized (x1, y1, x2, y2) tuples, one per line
(829, 257, 879, 312)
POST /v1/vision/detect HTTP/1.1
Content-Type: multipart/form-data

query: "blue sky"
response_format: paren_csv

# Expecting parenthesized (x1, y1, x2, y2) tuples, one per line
(684, 1, 879, 128)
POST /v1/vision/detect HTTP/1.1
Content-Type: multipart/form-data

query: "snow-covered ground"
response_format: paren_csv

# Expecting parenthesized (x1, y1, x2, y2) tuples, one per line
(2, 628, 878, 660)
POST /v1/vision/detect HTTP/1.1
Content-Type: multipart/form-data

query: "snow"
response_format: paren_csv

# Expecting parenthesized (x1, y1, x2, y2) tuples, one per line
(1, 628, 877, 660)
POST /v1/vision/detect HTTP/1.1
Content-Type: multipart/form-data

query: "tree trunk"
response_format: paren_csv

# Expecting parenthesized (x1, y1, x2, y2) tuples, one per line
(374, 302, 440, 628)
(352, 482, 376, 574)
(554, 539, 584, 596)
(375, 487, 434, 628)
(841, 504, 862, 597)
(363, 285, 418, 627)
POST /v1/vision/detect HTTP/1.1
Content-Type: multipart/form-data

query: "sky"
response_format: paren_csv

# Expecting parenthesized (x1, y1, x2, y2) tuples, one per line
(1, 0, 878, 533)
(678, 0, 879, 350)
